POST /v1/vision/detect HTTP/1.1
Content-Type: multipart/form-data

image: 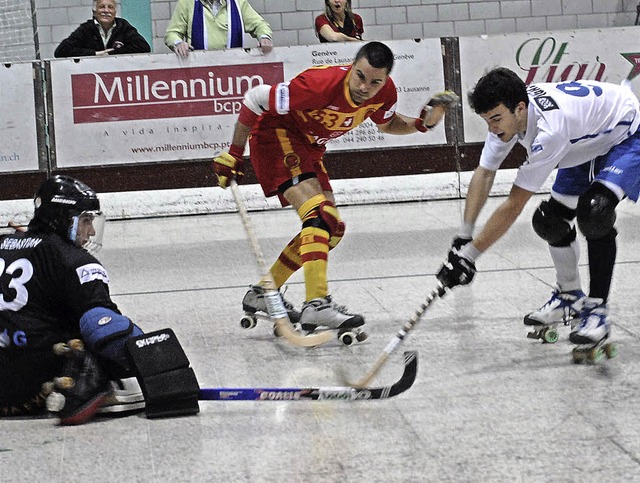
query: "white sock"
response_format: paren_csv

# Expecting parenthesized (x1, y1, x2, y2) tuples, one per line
(549, 240, 582, 292)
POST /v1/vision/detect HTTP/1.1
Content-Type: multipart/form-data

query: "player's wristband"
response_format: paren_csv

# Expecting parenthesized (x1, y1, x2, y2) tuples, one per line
(414, 118, 428, 133)
(229, 144, 244, 159)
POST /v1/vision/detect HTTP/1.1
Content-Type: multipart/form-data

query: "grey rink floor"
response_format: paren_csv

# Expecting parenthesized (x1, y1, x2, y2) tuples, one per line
(2, 194, 640, 483)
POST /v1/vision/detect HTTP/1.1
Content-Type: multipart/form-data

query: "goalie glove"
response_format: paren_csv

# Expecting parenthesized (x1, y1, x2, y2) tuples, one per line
(416, 90, 460, 131)
(213, 148, 245, 189)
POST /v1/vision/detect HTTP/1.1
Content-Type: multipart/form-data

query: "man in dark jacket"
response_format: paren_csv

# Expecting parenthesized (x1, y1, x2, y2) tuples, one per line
(54, 0, 150, 57)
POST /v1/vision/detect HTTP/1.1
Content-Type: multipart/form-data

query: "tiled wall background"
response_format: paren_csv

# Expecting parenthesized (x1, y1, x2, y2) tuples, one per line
(19, 0, 636, 61)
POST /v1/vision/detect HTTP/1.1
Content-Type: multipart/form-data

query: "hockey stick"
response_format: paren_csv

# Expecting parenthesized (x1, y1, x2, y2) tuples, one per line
(345, 282, 446, 388)
(199, 350, 417, 401)
(229, 180, 333, 347)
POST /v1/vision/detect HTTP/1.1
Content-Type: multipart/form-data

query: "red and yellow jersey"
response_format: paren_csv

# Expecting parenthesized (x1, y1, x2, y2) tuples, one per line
(257, 64, 398, 147)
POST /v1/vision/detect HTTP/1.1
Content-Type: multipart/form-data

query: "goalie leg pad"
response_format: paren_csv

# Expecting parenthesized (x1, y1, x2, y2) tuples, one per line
(80, 307, 143, 365)
(125, 328, 200, 418)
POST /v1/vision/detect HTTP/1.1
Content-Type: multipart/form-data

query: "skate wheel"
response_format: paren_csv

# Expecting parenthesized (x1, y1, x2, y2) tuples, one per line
(587, 347, 604, 363)
(240, 315, 257, 329)
(603, 343, 617, 359)
(41, 381, 55, 396)
(54, 376, 75, 390)
(68, 339, 84, 351)
(355, 331, 368, 343)
(572, 348, 587, 364)
(339, 331, 356, 346)
(52, 342, 70, 356)
(46, 392, 66, 412)
(541, 328, 558, 344)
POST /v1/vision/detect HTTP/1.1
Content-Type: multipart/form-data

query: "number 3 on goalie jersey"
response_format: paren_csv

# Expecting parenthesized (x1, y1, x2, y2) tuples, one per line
(0, 258, 33, 311)
(556, 81, 603, 97)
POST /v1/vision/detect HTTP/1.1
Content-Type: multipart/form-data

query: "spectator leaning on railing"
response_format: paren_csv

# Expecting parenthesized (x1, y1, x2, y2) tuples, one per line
(164, 0, 273, 58)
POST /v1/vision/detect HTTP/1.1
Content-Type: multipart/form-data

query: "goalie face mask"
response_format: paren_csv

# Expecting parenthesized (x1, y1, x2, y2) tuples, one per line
(70, 210, 106, 254)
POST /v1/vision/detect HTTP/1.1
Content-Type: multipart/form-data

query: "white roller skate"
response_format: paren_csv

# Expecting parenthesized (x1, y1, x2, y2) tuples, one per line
(299, 296, 367, 346)
(98, 377, 145, 414)
(240, 285, 301, 334)
(524, 286, 585, 343)
(569, 298, 617, 364)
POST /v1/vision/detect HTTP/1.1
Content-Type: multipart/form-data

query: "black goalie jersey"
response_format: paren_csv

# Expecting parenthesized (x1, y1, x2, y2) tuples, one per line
(0, 231, 119, 352)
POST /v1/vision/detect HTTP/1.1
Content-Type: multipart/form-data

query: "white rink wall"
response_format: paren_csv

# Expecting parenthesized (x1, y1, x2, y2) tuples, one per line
(0, 168, 553, 226)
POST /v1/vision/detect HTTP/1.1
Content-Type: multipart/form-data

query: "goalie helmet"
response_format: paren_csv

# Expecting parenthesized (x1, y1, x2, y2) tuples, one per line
(28, 175, 105, 253)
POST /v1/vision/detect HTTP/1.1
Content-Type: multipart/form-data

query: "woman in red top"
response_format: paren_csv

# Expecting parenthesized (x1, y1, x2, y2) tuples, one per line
(315, 0, 363, 43)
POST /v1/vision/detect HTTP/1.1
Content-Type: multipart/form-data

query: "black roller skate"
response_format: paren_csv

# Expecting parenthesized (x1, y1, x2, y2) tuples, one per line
(46, 339, 110, 425)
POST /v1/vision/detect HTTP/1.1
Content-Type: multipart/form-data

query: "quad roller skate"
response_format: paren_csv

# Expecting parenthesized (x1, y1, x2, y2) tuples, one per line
(46, 339, 110, 425)
(524, 287, 585, 343)
(569, 298, 617, 364)
(240, 285, 302, 336)
(299, 296, 367, 346)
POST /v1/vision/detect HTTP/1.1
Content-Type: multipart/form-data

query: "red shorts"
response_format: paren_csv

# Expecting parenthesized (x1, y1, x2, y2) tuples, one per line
(249, 128, 332, 207)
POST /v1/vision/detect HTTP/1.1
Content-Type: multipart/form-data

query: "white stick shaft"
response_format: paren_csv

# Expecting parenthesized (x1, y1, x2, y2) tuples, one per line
(228, 180, 332, 347)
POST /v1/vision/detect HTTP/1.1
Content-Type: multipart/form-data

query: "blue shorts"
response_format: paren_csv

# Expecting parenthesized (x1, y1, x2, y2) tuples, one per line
(553, 130, 640, 202)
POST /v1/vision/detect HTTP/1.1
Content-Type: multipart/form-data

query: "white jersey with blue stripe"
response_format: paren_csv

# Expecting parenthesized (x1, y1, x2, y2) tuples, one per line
(479, 80, 640, 193)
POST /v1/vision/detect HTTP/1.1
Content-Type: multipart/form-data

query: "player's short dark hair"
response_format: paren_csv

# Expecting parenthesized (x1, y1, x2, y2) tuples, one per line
(354, 41, 394, 74)
(468, 67, 528, 114)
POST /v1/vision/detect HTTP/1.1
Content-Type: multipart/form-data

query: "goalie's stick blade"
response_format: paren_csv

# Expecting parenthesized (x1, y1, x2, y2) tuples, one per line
(346, 283, 445, 388)
(228, 180, 332, 348)
(199, 351, 417, 401)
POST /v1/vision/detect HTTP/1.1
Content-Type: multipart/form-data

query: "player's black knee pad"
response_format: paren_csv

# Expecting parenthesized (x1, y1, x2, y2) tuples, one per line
(577, 183, 619, 240)
(531, 197, 577, 246)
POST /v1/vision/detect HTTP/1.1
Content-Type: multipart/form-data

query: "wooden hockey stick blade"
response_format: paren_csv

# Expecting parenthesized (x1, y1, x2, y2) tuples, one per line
(199, 350, 417, 401)
(273, 315, 334, 347)
(345, 283, 445, 388)
(228, 180, 332, 348)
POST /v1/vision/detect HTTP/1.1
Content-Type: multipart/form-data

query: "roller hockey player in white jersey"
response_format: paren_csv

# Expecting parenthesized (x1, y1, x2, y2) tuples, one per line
(436, 67, 640, 362)
(0, 175, 145, 424)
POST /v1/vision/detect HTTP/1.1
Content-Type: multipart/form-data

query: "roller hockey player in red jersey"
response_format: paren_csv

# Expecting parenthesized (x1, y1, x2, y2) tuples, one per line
(436, 67, 640, 362)
(0, 175, 145, 424)
(213, 41, 458, 340)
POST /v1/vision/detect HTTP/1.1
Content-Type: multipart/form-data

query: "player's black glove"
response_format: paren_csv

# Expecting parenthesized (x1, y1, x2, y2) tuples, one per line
(451, 236, 472, 252)
(437, 250, 476, 289)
